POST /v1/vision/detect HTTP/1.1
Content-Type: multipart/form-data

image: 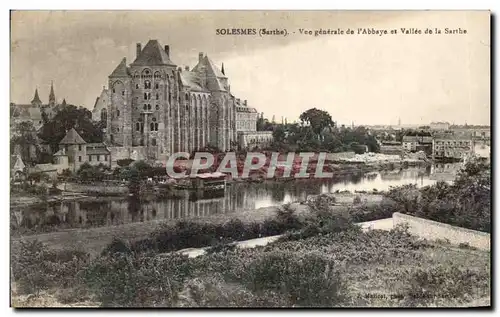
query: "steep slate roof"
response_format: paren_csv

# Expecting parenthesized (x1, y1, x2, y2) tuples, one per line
(59, 128, 87, 144)
(191, 55, 227, 91)
(31, 89, 42, 104)
(109, 58, 130, 77)
(434, 132, 473, 140)
(132, 40, 175, 66)
(179, 72, 205, 92)
(204, 56, 226, 78)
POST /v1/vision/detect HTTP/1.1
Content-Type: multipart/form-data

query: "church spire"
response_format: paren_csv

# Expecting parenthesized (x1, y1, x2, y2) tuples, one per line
(62, 98, 67, 107)
(31, 88, 42, 106)
(49, 81, 55, 107)
(221, 63, 225, 76)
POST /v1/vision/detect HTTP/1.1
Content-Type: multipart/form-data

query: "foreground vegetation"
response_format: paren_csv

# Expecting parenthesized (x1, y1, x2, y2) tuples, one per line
(12, 221, 490, 308)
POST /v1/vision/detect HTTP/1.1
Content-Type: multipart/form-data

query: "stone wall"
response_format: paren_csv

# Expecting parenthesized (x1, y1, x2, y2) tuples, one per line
(63, 182, 128, 195)
(393, 212, 490, 251)
(325, 152, 356, 161)
(108, 146, 148, 168)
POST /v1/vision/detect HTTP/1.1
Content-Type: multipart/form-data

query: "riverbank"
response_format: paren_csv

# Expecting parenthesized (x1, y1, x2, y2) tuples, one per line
(10, 192, 90, 209)
(11, 191, 385, 254)
(11, 158, 429, 206)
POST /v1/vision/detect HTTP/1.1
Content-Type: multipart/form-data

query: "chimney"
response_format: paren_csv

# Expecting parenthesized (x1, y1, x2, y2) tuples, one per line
(198, 52, 203, 63)
(185, 66, 189, 71)
(165, 45, 170, 56)
(136, 43, 142, 58)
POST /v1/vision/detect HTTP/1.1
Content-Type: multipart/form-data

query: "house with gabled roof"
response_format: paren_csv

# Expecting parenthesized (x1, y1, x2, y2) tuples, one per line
(57, 128, 111, 172)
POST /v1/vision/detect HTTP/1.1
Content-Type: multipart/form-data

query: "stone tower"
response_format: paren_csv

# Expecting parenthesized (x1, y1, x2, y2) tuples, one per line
(48, 81, 56, 108)
(103, 39, 243, 163)
(31, 88, 42, 108)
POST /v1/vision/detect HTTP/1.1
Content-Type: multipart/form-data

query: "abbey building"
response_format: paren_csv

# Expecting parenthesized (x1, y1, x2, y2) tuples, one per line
(93, 39, 272, 164)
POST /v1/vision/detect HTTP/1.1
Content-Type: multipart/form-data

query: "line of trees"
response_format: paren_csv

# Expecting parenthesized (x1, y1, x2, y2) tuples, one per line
(260, 108, 380, 153)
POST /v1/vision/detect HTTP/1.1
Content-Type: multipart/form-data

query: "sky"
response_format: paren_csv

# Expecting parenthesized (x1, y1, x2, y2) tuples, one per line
(10, 10, 490, 126)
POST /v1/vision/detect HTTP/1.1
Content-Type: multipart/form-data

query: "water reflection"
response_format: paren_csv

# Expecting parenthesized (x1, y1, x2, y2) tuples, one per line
(12, 164, 459, 234)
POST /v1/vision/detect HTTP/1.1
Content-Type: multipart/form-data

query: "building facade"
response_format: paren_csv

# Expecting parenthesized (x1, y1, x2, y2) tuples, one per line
(11, 82, 63, 131)
(430, 122, 450, 131)
(54, 128, 111, 172)
(432, 132, 474, 160)
(94, 39, 268, 165)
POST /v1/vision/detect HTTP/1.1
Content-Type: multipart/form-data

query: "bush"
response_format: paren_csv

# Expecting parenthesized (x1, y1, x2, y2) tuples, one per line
(242, 252, 348, 307)
(353, 195, 362, 205)
(11, 240, 90, 295)
(83, 253, 192, 307)
(402, 264, 490, 307)
(117, 159, 134, 167)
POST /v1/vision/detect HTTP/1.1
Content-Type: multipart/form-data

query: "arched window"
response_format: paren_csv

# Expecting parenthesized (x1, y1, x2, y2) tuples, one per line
(147, 104, 152, 110)
(156, 93, 159, 100)
(144, 80, 151, 89)
(155, 83, 159, 89)
(136, 122, 140, 131)
(116, 110, 120, 117)
(135, 84, 139, 89)
(143, 104, 147, 110)
(141, 69, 152, 79)
(101, 109, 107, 122)
(134, 72, 140, 79)
(154, 71, 161, 80)
(156, 104, 160, 110)
(152, 138, 157, 146)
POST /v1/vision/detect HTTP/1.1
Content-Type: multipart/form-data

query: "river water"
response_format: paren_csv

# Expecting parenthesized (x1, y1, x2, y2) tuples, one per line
(11, 164, 460, 234)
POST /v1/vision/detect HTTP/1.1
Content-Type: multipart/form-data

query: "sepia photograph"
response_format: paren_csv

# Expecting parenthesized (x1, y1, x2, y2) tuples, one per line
(9, 10, 491, 308)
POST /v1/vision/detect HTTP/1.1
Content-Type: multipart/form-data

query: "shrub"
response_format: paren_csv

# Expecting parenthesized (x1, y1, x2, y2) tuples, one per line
(402, 264, 490, 307)
(83, 253, 192, 307)
(353, 195, 362, 205)
(11, 240, 90, 295)
(242, 252, 348, 307)
(117, 159, 134, 167)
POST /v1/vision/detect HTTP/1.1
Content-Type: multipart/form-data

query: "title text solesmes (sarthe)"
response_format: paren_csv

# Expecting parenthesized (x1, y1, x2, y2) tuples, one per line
(215, 27, 468, 37)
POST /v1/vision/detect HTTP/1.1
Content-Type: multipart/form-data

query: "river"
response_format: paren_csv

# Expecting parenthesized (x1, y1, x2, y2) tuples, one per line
(11, 163, 461, 235)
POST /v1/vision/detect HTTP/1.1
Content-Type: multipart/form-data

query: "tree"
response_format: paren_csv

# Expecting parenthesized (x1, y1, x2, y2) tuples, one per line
(272, 125, 286, 143)
(38, 105, 103, 152)
(299, 108, 334, 137)
(11, 121, 39, 165)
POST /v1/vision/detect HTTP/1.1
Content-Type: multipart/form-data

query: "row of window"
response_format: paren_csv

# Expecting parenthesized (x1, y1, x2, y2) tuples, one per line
(135, 122, 159, 132)
(435, 141, 471, 146)
(135, 81, 160, 90)
(143, 104, 161, 111)
(133, 69, 163, 79)
(78, 155, 108, 162)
